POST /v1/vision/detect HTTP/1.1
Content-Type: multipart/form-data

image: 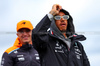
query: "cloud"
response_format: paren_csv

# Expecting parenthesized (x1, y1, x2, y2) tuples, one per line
(0, 0, 100, 66)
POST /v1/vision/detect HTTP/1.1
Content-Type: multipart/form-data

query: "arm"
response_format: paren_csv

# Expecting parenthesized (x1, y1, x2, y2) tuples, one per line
(1, 52, 14, 66)
(77, 42, 90, 66)
(32, 4, 62, 51)
(33, 4, 62, 33)
(81, 45, 90, 66)
(33, 15, 52, 33)
(32, 15, 52, 51)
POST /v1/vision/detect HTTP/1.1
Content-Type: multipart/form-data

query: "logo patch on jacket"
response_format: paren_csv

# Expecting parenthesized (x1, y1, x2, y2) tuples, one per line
(55, 41, 64, 53)
(14, 50, 18, 54)
(17, 55, 25, 61)
(35, 54, 40, 60)
(18, 57, 25, 61)
(74, 46, 82, 59)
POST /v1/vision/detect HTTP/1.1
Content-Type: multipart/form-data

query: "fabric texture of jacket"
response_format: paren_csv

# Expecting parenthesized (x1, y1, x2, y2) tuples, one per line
(32, 9, 90, 66)
(1, 37, 40, 66)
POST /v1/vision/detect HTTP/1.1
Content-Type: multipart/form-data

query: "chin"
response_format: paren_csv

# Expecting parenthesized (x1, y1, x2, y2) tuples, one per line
(24, 42, 29, 44)
(60, 29, 66, 32)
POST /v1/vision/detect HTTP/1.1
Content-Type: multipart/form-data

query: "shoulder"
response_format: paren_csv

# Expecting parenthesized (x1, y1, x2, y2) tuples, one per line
(5, 46, 20, 54)
(74, 41, 85, 52)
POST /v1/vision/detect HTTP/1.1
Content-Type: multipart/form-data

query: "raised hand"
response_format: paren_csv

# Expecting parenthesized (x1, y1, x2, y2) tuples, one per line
(49, 4, 62, 16)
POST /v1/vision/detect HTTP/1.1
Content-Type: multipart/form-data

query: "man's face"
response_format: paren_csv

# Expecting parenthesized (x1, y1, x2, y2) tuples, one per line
(17, 28, 32, 44)
(55, 12, 68, 32)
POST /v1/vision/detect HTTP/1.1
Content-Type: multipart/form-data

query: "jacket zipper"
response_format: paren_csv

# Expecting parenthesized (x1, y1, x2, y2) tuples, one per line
(62, 44, 70, 66)
(28, 51, 32, 66)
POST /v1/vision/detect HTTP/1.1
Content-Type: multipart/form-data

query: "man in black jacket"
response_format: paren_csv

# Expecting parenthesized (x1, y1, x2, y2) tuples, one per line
(32, 4, 90, 66)
(1, 20, 40, 66)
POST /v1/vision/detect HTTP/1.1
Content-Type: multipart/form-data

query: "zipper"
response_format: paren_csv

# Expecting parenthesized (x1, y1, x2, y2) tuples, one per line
(61, 44, 70, 66)
(28, 50, 32, 66)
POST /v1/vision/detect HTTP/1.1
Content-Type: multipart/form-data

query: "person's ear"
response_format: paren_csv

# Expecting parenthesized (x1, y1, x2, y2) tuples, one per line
(16, 33, 18, 36)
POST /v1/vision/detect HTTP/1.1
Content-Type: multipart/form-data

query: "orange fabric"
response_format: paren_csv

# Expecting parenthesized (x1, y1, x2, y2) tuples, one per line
(13, 37, 22, 47)
(5, 37, 22, 53)
(17, 20, 33, 31)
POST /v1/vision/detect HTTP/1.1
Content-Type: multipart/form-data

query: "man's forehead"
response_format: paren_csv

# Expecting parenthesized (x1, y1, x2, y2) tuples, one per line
(56, 12, 66, 16)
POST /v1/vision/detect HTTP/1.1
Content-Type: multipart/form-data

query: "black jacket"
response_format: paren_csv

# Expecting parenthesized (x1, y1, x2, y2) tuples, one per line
(32, 10, 90, 66)
(1, 38, 40, 66)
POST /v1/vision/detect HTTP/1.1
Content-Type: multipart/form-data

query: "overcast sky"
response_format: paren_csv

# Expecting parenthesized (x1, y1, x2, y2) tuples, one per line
(0, 0, 100, 66)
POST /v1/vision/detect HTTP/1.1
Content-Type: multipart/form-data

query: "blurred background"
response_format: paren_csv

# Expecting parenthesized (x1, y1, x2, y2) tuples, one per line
(0, 0, 100, 66)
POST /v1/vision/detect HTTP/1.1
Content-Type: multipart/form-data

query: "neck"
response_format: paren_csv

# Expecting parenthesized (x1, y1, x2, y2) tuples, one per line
(61, 31, 67, 38)
(62, 32, 67, 38)
(21, 41, 32, 45)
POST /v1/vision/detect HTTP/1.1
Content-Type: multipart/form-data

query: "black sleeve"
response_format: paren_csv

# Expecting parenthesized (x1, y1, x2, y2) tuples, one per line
(81, 45, 90, 66)
(32, 15, 52, 52)
(78, 42, 90, 66)
(1, 52, 14, 66)
(33, 15, 51, 33)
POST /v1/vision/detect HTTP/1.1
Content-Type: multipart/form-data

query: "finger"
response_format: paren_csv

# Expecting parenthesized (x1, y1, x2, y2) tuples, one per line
(59, 5, 62, 10)
(56, 5, 59, 10)
(52, 4, 60, 10)
(52, 4, 58, 9)
(57, 5, 62, 11)
(55, 4, 62, 10)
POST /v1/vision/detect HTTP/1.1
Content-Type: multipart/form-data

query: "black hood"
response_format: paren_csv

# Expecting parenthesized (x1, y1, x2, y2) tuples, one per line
(50, 9, 75, 37)
(60, 9, 75, 36)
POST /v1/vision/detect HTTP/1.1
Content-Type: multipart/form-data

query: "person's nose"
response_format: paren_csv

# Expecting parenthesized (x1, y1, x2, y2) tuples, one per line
(61, 17, 64, 20)
(60, 17, 65, 22)
(23, 31, 27, 35)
